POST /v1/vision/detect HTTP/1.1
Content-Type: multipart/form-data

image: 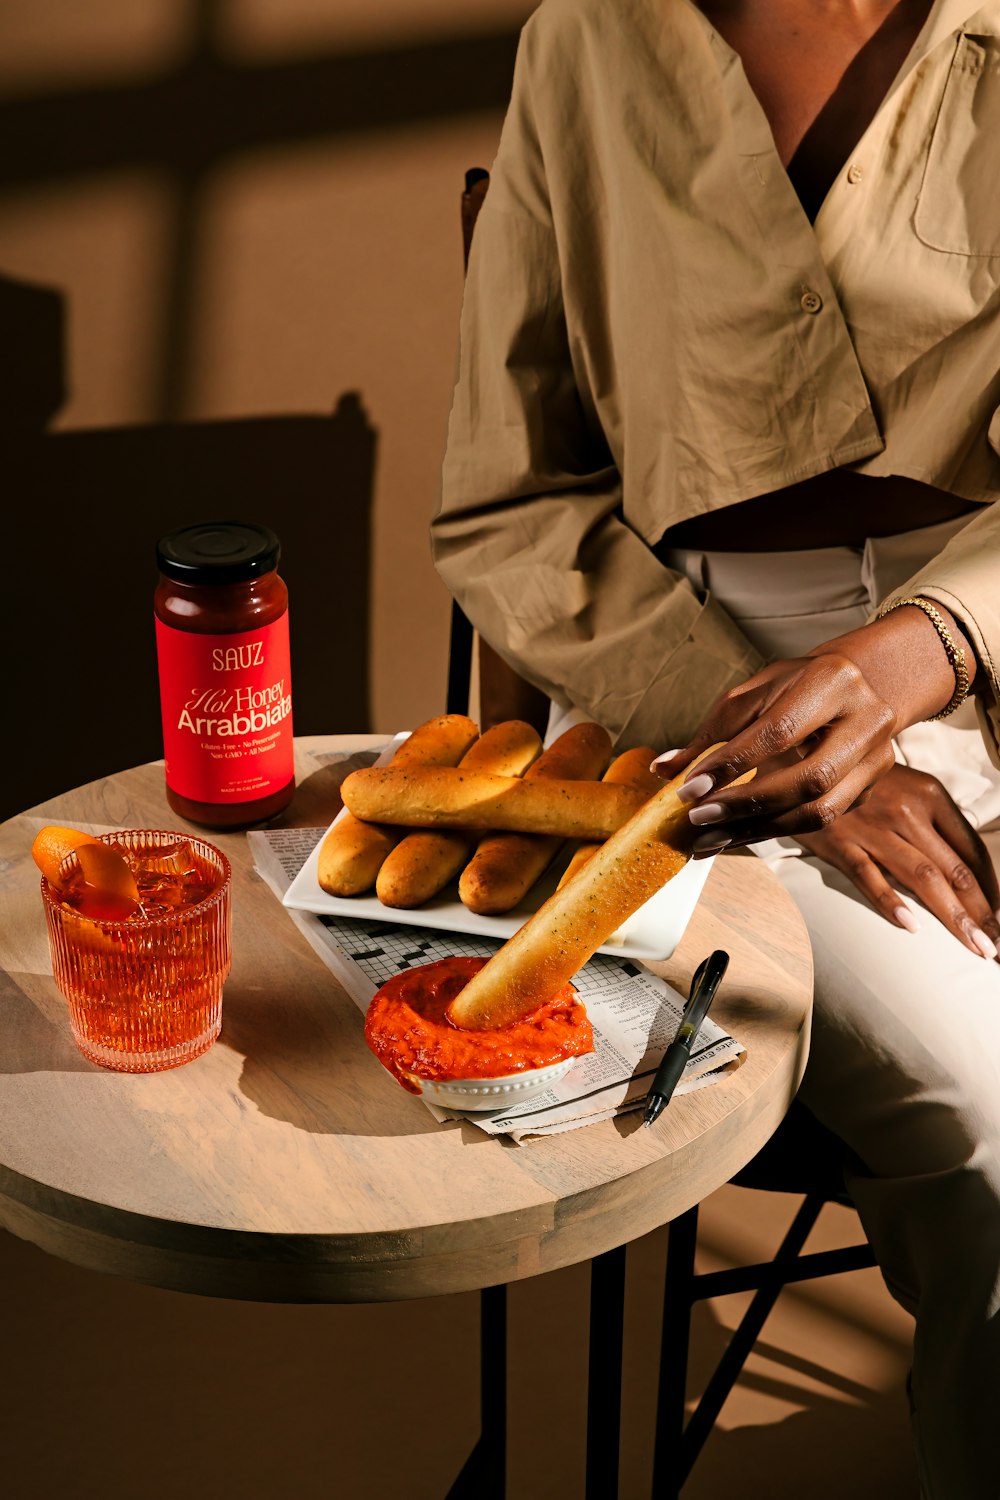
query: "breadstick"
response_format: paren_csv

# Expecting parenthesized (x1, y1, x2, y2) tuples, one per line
(447, 749, 751, 1030)
(340, 765, 646, 840)
(376, 720, 543, 908)
(459, 722, 612, 915)
(388, 716, 480, 769)
(317, 714, 478, 896)
(557, 745, 659, 889)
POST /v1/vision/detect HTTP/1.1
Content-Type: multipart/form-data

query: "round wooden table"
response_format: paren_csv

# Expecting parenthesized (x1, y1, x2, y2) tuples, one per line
(0, 736, 812, 1306)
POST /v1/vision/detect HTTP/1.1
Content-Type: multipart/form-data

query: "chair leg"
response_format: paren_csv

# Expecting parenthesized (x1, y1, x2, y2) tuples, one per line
(652, 1204, 699, 1500)
(446, 1283, 507, 1500)
(679, 1192, 827, 1476)
(586, 1244, 628, 1500)
(652, 1193, 831, 1495)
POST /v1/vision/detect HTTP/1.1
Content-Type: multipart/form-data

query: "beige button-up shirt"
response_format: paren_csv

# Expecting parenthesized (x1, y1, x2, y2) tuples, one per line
(432, 0, 1000, 755)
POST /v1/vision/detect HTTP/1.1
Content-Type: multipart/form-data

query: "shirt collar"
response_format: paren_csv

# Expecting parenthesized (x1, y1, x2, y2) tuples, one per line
(679, 0, 1000, 67)
(906, 0, 1000, 67)
(679, 0, 1000, 146)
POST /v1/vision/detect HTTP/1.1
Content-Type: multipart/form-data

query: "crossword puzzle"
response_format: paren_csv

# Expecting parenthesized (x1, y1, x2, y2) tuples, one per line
(319, 913, 504, 991)
(319, 911, 637, 995)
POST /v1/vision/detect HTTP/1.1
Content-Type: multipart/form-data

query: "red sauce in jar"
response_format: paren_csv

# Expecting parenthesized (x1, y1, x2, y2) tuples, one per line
(154, 522, 294, 829)
(364, 955, 593, 1093)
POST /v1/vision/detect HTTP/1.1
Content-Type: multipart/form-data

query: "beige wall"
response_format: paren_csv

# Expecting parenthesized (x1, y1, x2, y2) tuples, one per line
(1, 0, 535, 734)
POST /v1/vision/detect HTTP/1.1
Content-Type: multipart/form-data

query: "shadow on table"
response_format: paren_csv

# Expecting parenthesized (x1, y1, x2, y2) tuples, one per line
(219, 987, 495, 1145)
(0, 970, 99, 1073)
(0, 969, 494, 1156)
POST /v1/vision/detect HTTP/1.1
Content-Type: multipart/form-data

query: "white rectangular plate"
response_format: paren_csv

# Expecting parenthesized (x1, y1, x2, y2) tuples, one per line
(283, 735, 713, 963)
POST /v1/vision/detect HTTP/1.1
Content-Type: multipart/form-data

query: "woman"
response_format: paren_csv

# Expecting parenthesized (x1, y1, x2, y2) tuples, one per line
(432, 0, 1000, 1492)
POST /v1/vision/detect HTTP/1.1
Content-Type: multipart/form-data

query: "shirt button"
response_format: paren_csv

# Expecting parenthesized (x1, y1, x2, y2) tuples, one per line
(800, 290, 823, 314)
(847, 162, 864, 185)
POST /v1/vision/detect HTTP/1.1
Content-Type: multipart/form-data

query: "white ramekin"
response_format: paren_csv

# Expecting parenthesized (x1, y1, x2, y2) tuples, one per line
(406, 1055, 578, 1111)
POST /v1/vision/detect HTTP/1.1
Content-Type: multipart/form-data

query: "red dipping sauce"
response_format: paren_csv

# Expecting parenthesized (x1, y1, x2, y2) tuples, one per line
(365, 956, 593, 1093)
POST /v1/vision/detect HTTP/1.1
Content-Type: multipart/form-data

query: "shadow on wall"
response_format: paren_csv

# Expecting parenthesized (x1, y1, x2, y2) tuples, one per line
(0, 3, 522, 417)
(2, 6, 528, 817)
(6, 273, 377, 821)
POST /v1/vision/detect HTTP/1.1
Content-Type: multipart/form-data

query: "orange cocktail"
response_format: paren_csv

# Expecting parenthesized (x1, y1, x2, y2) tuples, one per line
(40, 830, 232, 1072)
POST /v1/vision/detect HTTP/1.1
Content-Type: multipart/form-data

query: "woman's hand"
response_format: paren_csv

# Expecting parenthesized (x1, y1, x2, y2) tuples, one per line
(794, 765, 1000, 961)
(654, 603, 976, 848)
(655, 652, 898, 846)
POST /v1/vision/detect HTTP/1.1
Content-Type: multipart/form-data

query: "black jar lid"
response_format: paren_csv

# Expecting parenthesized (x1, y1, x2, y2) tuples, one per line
(156, 522, 281, 584)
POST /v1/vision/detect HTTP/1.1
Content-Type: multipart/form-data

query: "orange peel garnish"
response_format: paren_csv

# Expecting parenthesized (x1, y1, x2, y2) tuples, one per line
(75, 844, 140, 918)
(32, 824, 140, 919)
(31, 825, 101, 887)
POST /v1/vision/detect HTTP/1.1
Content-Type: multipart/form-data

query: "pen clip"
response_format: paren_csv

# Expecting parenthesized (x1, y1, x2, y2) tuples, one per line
(685, 948, 730, 1015)
(688, 957, 709, 1006)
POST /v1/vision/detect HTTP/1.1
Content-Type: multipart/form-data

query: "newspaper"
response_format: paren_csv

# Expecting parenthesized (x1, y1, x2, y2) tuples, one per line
(247, 750, 745, 1142)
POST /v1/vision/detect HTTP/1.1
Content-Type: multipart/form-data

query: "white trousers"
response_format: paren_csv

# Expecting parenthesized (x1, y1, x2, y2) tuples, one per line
(549, 516, 1000, 1499)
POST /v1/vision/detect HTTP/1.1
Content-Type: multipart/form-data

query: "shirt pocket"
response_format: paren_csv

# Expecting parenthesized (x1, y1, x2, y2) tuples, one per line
(914, 34, 1000, 257)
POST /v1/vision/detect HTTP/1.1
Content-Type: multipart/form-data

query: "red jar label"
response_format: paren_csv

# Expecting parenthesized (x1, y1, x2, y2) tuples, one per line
(155, 615, 294, 804)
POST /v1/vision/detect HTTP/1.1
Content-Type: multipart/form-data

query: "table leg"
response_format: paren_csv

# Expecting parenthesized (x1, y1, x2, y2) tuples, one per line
(445, 1283, 507, 1500)
(447, 1245, 629, 1500)
(585, 1243, 628, 1500)
(652, 1204, 699, 1499)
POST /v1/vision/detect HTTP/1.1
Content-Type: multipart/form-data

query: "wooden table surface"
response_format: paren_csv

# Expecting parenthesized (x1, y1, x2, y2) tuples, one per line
(0, 736, 812, 1304)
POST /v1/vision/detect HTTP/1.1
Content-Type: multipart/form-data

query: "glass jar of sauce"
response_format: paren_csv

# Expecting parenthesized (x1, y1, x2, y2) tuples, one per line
(154, 522, 294, 829)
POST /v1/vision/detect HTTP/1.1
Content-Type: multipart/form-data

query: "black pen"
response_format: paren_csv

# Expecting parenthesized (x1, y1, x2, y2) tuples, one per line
(642, 949, 730, 1127)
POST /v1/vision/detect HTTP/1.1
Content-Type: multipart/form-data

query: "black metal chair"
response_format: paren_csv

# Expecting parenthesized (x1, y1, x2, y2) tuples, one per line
(653, 1100, 876, 1497)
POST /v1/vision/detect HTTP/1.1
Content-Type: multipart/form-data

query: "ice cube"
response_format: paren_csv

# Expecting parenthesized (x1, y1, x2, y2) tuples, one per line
(123, 839, 211, 913)
(129, 840, 199, 880)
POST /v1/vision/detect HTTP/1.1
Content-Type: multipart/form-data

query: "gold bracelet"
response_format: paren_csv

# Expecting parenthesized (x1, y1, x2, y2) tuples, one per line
(876, 595, 970, 720)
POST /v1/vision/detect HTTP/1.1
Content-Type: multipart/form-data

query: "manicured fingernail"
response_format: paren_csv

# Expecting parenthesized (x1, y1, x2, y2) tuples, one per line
(692, 832, 732, 854)
(970, 926, 997, 960)
(894, 905, 920, 934)
(689, 801, 726, 827)
(650, 750, 682, 770)
(676, 772, 715, 805)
